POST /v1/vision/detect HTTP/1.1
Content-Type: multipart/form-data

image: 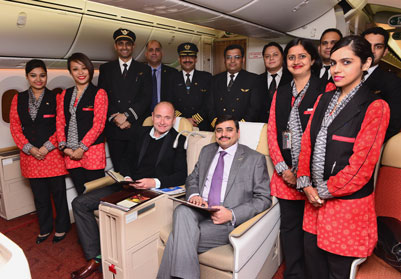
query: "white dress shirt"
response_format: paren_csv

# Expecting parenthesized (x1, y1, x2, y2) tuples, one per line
(119, 58, 132, 74)
(267, 67, 283, 88)
(201, 143, 238, 203)
(364, 64, 379, 80)
(226, 72, 239, 86)
(182, 69, 195, 83)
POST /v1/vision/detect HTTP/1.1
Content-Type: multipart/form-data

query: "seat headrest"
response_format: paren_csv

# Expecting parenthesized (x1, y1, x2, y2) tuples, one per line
(238, 122, 268, 155)
(381, 132, 401, 168)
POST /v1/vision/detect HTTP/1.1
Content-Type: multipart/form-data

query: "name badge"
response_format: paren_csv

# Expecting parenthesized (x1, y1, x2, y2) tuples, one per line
(282, 130, 292, 149)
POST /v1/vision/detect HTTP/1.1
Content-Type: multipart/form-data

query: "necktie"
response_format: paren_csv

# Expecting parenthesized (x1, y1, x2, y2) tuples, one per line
(227, 74, 235, 92)
(151, 69, 158, 111)
(208, 151, 227, 207)
(185, 73, 191, 94)
(122, 63, 128, 79)
(268, 73, 278, 97)
(321, 65, 330, 81)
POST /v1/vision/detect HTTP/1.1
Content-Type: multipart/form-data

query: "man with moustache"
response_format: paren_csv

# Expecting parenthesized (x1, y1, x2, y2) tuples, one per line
(157, 115, 271, 279)
(171, 42, 212, 130)
(362, 27, 401, 140)
(259, 42, 292, 122)
(209, 44, 262, 127)
(318, 28, 342, 86)
(71, 102, 187, 279)
(145, 40, 178, 111)
(98, 28, 152, 172)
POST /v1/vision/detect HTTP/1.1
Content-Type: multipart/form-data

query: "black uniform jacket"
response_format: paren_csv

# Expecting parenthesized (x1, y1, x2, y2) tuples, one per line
(171, 69, 212, 130)
(275, 74, 324, 167)
(259, 68, 292, 122)
(364, 66, 401, 140)
(309, 85, 379, 199)
(209, 69, 262, 124)
(17, 88, 56, 147)
(158, 64, 178, 103)
(119, 126, 187, 188)
(98, 59, 152, 140)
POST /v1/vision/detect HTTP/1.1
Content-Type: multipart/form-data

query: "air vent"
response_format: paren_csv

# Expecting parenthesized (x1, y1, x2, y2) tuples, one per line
(121, 16, 153, 25)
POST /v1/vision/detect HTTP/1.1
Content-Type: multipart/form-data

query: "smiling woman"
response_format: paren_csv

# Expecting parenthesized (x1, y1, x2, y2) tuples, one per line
(56, 53, 108, 195)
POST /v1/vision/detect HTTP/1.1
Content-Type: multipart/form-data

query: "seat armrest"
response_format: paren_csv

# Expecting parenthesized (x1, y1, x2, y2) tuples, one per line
(84, 176, 115, 193)
(230, 198, 278, 238)
(349, 257, 367, 279)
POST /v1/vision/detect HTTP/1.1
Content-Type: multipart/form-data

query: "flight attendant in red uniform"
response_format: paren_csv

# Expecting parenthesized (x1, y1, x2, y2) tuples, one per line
(297, 35, 390, 279)
(56, 53, 108, 195)
(267, 38, 327, 279)
(10, 59, 70, 244)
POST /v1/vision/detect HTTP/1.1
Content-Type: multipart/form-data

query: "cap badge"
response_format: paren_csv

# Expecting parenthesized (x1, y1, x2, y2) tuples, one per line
(184, 44, 191, 50)
(121, 29, 128, 35)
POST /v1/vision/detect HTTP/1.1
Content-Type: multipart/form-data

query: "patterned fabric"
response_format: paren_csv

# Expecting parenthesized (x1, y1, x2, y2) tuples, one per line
(66, 86, 87, 151)
(267, 92, 305, 200)
(288, 80, 309, 172)
(56, 88, 108, 170)
(22, 89, 55, 154)
(28, 88, 45, 121)
(9, 95, 67, 178)
(311, 82, 363, 199)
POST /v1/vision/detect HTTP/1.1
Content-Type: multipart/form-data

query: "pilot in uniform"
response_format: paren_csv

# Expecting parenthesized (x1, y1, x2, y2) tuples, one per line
(171, 43, 212, 130)
(97, 28, 152, 172)
(208, 44, 262, 127)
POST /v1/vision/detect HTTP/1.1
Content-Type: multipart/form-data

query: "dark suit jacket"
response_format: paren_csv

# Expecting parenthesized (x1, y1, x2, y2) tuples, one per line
(209, 69, 262, 124)
(159, 64, 178, 103)
(259, 69, 292, 122)
(171, 70, 212, 130)
(119, 127, 187, 188)
(186, 143, 271, 226)
(364, 67, 401, 140)
(98, 59, 152, 140)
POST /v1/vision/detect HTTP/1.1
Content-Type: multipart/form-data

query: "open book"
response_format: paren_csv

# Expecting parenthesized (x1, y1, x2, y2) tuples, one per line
(106, 170, 133, 185)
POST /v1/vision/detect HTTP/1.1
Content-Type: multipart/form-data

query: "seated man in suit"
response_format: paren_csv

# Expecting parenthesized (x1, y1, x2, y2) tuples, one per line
(157, 115, 271, 279)
(71, 102, 187, 279)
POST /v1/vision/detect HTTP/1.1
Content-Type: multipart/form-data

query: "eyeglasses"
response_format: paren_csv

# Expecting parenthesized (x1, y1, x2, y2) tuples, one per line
(225, 55, 242, 60)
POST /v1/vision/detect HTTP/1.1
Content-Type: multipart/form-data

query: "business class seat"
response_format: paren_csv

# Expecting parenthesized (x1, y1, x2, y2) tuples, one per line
(158, 122, 282, 279)
(350, 132, 401, 279)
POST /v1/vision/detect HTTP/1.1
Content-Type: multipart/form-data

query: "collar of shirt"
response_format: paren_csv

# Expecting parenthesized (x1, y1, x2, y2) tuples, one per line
(149, 63, 162, 73)
(365, 64, 379, 80)
(149, 127, 170, 140)
(217, 142, 238, 157)
(267, 67, 283, 85)
(319, 64, 332, 79)
(182, 69, 195, 82)
(119, 58, 132, 74)
(227, 71, 239, 86)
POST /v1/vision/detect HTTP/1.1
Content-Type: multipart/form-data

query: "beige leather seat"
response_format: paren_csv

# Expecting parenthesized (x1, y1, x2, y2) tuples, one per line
(0, 233, 31, 279)
(350, 132, 401, 279)
(158, 122, 282, 279)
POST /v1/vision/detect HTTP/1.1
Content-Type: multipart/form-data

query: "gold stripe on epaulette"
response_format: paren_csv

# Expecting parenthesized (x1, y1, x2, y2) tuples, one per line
(240, 118, 245, 122)
(211, 117, 217, 128)
(192, 113, 203, 124)
(175, 110, 182, 117)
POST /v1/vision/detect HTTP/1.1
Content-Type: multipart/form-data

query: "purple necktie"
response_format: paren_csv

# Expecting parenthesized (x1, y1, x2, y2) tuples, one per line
(208, 151, 227, 206)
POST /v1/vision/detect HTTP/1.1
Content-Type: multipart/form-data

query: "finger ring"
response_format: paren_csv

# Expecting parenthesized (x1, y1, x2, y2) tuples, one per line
(314, 196, 319, 200)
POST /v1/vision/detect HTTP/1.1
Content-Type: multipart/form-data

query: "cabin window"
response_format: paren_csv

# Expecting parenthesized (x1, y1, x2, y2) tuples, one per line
(2, 89, 18, 123)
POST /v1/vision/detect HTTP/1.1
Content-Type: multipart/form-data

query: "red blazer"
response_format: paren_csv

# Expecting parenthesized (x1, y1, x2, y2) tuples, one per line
(56, 87, 108, 170)
(298, 89, 389, 257)
(10, 92, 67, 179)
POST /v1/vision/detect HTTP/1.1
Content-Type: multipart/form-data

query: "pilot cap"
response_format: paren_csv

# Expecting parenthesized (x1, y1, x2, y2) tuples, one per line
(113, 28, 136, 43)
(177, 43, 198, 56)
